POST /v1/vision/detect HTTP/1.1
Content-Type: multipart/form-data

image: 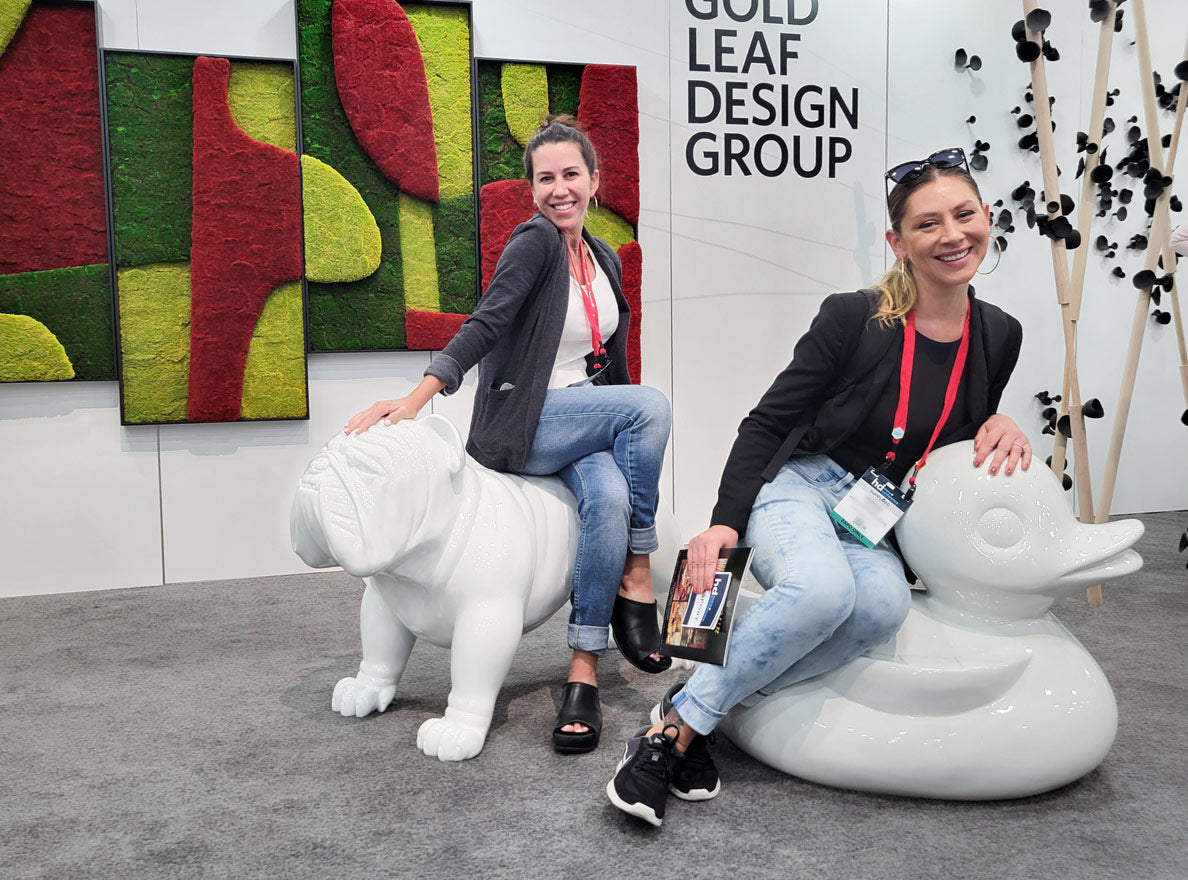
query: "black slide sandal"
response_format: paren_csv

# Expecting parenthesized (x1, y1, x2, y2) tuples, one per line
(552, 682, 602, 753)
(611, 595, 673, 673)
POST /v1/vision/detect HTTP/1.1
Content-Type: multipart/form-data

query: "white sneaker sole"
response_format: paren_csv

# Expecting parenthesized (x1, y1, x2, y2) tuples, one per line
(606, 779, 663, 826)
(670, 779, 721, 801)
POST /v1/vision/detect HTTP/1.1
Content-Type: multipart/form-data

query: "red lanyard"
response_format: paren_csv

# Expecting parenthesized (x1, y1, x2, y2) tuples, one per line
(567, 241, 607, 369)
(886, 308, 970, 492)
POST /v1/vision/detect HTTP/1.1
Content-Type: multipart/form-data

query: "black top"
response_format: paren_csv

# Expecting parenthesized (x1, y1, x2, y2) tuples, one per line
(831, 334, 968, 485)
(708, 289, 1023, 537)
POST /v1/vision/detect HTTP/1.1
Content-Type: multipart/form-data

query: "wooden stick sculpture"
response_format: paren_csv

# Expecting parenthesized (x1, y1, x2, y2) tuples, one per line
(1023, 0, 1185, 604)
(1022, 0, 1100, 599)
(1093, 9, 1188, 545)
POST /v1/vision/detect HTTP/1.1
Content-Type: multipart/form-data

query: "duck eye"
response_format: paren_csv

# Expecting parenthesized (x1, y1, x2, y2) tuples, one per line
(976, 507, 1025, 549)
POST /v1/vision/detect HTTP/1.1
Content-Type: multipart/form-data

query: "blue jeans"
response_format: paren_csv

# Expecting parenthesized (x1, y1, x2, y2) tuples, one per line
(672, 454, 911, 734)
(519, 384, 671, 654)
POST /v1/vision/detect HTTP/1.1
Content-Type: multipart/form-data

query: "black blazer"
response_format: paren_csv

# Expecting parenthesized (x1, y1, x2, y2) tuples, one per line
(710, 289, 1023, 536)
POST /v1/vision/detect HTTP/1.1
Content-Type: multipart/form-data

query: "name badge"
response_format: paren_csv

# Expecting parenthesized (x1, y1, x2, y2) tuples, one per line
(829, 467, 912, 548)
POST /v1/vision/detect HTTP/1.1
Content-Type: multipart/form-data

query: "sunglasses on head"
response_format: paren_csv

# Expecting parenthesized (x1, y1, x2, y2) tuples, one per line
(885, 148, 970, 186)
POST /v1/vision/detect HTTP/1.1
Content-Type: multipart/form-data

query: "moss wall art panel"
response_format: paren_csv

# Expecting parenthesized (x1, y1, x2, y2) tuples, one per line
(0, 0, 115, 382)
(477, 60, 642, 381)
(298, 0, 476, 352)
(104, 50, 308, 424)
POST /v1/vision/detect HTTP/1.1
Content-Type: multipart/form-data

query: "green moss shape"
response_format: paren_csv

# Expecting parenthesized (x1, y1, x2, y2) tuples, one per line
(302, 154, 381, 282)
(434, 193, 477, 315)
(241, 280, 306, 419)
(501, 63, 549, 149)
(398, 192, 439, 312)
(0, 0, 31, 58)
(116, 262, 190, 423)
(0, 313, 74, 381)
(477, 61, 523, 186)
(0, 263, 115, 379)
(227, 61, 296, 150)
(547, 64, 583, 118)
(585, 204, 636, 252)
(299, 0, 406, 350)
(104, 52, 194, 266)
(406, 4, 472, 200)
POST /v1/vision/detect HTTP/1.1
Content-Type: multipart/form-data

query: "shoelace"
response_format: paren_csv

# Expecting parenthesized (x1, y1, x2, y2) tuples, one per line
(633, 727, 679, 782)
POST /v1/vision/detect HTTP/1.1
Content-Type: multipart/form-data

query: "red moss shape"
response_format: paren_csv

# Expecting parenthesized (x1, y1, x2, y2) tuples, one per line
(331, 0, 439, 202)
(405, 309, 467, 350)
(618, 241, 642, 384)
(0, 3, 105, 274)
(479, 178, 534, 292)
(188, 56, 302, 422)
(578, 65, 639, 227)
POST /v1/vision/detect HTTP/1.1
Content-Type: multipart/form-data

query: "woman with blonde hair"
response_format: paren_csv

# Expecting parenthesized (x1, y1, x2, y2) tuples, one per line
(608, 147, 1030, 825)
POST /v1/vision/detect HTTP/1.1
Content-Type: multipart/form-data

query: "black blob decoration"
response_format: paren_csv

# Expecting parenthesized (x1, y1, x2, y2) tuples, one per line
(1089, 0, 1110, 23)
(1082, 398, 1104, 419)
(1057, 414, 1072, 438)
(1026, 8, 1052, 31)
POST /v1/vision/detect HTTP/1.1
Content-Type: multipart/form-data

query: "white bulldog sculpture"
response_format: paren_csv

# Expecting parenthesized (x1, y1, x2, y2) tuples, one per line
(291, 415, 578, 761)
(719, 440, 1144, 800)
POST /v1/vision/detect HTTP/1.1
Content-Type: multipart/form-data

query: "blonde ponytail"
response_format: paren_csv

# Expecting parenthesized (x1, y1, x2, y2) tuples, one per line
(870, 258, 918, 327)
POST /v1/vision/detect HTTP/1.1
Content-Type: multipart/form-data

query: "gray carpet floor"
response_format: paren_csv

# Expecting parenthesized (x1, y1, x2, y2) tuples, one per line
(1, 512, 1185, 880)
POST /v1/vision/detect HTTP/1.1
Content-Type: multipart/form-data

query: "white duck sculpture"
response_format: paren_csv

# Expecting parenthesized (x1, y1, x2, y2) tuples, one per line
(719, 440, 1143, 800)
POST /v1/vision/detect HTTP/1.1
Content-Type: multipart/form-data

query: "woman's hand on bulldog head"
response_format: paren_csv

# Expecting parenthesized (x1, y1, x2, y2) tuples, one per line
(344, 398, 419, 435)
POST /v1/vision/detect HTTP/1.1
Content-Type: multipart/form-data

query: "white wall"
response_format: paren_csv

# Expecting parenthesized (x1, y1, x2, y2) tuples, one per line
(1, 0, 1184, 598)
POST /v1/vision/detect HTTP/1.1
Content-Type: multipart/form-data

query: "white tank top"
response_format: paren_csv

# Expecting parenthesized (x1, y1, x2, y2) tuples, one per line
(549, 267, 618, 388)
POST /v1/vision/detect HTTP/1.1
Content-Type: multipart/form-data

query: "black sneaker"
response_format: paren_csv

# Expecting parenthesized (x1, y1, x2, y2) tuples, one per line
(670, 731, 720, 801)
(606, 725, 677, 826)
(649, 682, 721, 801)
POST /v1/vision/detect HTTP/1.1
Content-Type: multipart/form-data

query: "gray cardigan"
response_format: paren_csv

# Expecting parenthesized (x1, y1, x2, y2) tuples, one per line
(425, 213, 631, 471)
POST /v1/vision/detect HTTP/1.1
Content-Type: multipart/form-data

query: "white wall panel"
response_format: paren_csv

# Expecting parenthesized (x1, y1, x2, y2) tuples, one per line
(668, 0, 889, 539)
(3, 0, 1184, 598)
(100, 0, 297, 58)
(157, 353, 430, 584)
(0, 383, 162, 596)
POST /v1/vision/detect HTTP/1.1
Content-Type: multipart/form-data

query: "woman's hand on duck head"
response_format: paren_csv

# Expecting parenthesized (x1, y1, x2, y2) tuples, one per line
(973, 413, 1032, 476)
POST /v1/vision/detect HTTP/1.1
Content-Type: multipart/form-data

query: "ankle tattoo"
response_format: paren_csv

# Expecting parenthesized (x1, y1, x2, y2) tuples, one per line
(662, 709, 685, 732)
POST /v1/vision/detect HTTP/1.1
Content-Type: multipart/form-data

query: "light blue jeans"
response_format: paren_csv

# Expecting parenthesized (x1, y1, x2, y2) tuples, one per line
(519, 384, 671, 654)
(672, 454, 911, 734)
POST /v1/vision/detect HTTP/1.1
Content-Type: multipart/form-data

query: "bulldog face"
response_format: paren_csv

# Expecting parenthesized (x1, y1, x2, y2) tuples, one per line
(291, 416, 466, 577)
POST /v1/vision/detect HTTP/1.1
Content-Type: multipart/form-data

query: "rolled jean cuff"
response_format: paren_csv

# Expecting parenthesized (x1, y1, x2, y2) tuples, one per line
(628, 526, 658, 555)
(568, 623, 609, 655)
(671, 688, 724, 736)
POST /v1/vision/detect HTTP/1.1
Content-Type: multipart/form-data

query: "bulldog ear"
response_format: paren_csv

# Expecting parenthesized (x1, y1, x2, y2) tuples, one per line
(420, 414, 466, 476)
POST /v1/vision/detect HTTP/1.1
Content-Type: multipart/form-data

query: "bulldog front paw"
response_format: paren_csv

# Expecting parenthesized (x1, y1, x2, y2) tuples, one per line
(331, 675, 396, 718)
(416, 710, 490, 761)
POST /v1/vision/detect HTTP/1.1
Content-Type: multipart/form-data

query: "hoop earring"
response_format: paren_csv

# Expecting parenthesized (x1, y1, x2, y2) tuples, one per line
(977, 237, 1002, 275)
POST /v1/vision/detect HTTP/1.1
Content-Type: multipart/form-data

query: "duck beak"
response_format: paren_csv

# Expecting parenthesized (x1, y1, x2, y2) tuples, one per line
(1055, 518, 1144, 590)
